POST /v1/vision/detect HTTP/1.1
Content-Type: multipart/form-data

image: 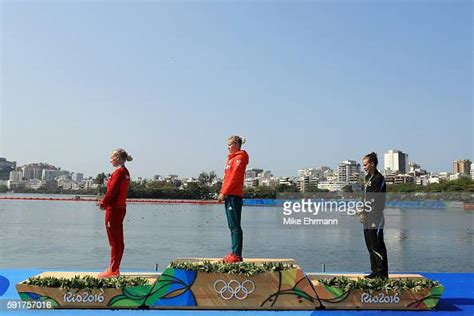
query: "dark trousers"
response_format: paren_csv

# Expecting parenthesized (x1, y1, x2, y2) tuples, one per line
(364, 227, 388, 277)
(224, 195, 243, 257)
(105, 207, 126, 271)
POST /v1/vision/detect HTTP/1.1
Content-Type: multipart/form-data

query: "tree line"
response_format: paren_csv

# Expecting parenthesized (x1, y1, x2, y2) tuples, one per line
(4, 173, 473, 199)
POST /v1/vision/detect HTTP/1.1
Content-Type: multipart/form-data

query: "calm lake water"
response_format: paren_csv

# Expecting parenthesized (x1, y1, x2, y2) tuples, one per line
(0, 194, 472, 273)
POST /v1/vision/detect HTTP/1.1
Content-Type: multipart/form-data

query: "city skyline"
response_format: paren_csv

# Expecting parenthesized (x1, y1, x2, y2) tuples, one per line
(3, 154, 472, 193)
(2, 150, 471, 180)
(1, 2, 472, 178)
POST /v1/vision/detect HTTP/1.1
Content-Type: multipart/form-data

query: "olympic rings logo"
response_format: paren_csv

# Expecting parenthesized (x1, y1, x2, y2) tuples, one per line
(213, 279, 256, 300)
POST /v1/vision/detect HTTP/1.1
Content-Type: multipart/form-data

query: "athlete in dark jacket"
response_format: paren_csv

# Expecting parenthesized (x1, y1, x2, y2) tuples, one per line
(360, 152, 388, 279)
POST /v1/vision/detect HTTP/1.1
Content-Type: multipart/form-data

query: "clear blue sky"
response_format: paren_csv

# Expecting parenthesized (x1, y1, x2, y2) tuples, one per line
(1, 1, 472, 178)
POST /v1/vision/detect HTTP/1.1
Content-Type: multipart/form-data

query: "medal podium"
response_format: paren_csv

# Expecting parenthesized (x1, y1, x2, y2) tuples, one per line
(16, 258, 443, 310)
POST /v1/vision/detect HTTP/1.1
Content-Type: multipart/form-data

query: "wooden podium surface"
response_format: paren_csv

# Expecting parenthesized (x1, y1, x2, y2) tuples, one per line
(173, 258, 297, 265)
(31, 271, 160, 280)
(308, 273, 425, 280)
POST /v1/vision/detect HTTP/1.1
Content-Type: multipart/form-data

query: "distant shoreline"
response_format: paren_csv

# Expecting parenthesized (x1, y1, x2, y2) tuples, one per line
(0, 195, 220, 205)
(0, 193, 472, 209)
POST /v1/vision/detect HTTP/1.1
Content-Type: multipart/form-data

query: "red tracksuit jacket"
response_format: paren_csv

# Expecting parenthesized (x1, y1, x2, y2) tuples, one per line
(100, 166, 130, 208)
(220, 150, 249, 197)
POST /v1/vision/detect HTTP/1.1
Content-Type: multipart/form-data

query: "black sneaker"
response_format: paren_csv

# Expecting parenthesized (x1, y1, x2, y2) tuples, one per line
(365, 273, 389, 280)
(364, 272, 379, 279)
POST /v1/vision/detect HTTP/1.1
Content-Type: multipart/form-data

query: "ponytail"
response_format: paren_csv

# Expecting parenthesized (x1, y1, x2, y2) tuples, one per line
(364, 152, 378, 167)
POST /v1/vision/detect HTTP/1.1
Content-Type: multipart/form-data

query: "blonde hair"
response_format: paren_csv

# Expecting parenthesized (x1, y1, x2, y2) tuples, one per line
(228, 135, 246, 147)
(112, 148, 133, 163)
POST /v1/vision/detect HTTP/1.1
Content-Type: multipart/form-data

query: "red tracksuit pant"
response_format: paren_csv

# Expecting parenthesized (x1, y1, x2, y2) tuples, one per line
(105, 207, 126, 271)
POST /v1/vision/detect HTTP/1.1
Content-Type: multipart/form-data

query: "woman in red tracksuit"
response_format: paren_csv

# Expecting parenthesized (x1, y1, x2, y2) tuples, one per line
(98, 149, 132, 278)
(218, 136, 249, 263)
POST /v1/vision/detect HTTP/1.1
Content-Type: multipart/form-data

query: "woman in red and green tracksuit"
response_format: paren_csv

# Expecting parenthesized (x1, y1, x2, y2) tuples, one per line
(218, 136, 249, 263)
(98, 149, 132, 278)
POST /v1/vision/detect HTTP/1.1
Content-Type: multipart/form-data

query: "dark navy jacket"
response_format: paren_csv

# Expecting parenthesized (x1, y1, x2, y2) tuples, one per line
(363, 169, 386, 229)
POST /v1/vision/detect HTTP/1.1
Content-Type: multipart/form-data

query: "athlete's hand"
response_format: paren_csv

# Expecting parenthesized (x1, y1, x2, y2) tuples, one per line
(358, 212, 367, 224)
(217, 193, 225, 202)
